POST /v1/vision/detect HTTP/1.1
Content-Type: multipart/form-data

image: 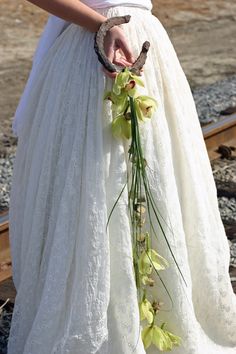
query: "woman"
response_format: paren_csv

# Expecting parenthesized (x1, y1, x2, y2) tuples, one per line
(7, 0, 236, 353)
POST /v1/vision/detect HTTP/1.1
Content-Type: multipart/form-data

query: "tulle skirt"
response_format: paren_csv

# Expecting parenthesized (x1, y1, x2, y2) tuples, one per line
(7, 5, 236, 354)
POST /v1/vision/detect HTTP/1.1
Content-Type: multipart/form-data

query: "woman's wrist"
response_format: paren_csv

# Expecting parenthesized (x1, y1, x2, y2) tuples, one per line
(85, 13, 108, 33)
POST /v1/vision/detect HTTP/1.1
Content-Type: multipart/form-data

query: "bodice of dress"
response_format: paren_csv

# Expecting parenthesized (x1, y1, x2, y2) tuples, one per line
(81, 0, 152, 10)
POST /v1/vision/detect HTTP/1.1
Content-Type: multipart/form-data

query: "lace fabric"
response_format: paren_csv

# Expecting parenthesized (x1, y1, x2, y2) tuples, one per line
(8, 6, 236, 354)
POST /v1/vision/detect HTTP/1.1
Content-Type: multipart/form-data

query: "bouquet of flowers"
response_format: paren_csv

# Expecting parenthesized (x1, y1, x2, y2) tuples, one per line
(94, 15, 185, 351)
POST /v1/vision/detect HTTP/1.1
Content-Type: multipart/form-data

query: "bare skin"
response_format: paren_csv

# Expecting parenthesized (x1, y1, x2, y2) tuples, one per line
(26, 0, 135, 78)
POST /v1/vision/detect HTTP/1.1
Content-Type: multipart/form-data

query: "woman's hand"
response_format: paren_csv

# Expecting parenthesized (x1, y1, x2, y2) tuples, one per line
(103, 26, 135, 79)
(27, 0, 140, 79)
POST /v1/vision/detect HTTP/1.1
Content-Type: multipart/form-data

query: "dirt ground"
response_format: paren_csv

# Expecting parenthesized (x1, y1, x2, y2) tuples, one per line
(0, 0, 236, 146)
(155, 0, 236, 88)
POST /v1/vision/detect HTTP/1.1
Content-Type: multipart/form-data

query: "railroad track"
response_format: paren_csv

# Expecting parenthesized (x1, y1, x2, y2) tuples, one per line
(0, 113, 236, 286)
(202, 113, 236, 160)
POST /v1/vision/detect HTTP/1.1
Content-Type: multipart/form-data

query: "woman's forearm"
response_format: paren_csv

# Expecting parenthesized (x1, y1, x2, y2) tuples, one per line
(26, 0, 107, 32)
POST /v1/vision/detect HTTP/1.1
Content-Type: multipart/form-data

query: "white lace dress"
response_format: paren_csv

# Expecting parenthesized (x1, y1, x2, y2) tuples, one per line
(7, 5, 236, 354)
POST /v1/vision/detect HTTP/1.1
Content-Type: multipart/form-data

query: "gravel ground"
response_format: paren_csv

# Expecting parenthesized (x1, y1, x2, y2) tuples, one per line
(218, 197, 236, 223)
(210, 157, 236, 269)
(0, 300, 13, 354)
(0, 154, 14, 212)
(212, 158, 236, 183)
(229, 239, 236, 268)
(193, 75, 236, 125)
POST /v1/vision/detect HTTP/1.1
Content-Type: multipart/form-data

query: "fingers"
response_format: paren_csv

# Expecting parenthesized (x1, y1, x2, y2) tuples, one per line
(117, 39, 135, 64)
(113, 49, 133, 68)
(101, 45, 144, 79)
(113, 56, 133, 67)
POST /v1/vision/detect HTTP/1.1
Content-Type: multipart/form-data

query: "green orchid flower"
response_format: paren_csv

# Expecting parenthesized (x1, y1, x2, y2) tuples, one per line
(112, 68, 145, 96)
(111, 114, 131, 139)
(142, 324, 182, 351)
(141, 275, 155, 286)
(138, 249, 169, 275)
(139, 298, 154, 324)
(136, 95, 158, 119)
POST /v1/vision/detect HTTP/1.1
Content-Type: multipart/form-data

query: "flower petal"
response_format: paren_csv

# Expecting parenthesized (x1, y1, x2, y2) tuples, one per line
(130, 74, 145, 87)
(134, 99, 145, 121)
(113, 69, 130, 95)
(152, 326, 173, 351)
(138, 251, 153, 275)
(140, 299, 154, 324)
(111, 115, 131, 140)
(111, 115, 123, 139)
(141, 326, 154, 349)
(149, 249, 169, 271)
(165, 330, 182, 346)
